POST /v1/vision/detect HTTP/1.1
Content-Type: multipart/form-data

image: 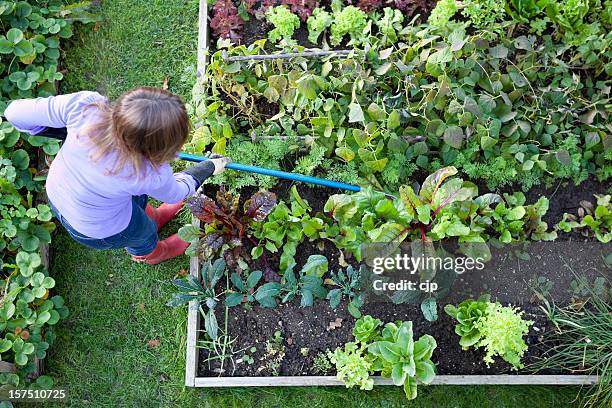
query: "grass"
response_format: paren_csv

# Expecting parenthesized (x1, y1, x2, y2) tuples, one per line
(42, 0, 586, 406)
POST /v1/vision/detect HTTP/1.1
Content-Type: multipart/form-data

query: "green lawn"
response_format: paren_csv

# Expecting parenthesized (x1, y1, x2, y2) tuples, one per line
(41, 0, 584, 406)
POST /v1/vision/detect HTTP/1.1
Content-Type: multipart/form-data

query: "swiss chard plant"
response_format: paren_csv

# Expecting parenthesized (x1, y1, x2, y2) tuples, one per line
(180, 188, 276, 272)
(252, 186, 325, 270)
(557, 194, 611, 243)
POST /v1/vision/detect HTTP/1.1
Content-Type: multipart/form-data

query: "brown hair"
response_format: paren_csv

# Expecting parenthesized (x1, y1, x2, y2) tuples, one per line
(87, 87, 190, 176)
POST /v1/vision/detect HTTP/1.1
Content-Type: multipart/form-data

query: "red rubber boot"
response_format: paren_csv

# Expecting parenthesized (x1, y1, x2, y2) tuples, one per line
(145, 202, 184, 231)
(132, 234, 189, 265)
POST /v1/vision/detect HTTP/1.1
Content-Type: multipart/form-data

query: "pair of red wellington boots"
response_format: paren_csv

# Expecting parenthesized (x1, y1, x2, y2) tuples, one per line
(132, 203, 189, 265)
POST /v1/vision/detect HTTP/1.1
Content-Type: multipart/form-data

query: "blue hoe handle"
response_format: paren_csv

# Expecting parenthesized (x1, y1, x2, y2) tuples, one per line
(178, 152, 361, 192)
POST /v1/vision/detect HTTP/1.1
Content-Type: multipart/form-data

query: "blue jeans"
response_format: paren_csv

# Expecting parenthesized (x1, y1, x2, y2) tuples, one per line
(48, 195, 158, 256)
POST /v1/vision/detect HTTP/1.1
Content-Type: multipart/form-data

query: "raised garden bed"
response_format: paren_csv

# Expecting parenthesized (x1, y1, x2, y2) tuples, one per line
(183, 0, 609, 397)
(184, 184, 606, 386)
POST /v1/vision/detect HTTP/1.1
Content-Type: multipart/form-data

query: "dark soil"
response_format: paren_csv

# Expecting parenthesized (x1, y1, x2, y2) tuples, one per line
(196, 178, 611, 378)
(199, 301, 558, 377)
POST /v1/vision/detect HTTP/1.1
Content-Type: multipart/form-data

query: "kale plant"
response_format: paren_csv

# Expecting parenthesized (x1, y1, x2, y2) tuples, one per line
(327, 265, 365, 318)
(167, 258, 226, 340)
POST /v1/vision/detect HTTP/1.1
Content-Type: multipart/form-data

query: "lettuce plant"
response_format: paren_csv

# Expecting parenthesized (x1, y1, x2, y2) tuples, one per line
(476, 303, 533, 369)
(306, 8, 332, 43)
(446, 299, 533, 369)
(368, 321, 437, 399)
(331, 317, 437, 399)
(352, 315, 381, 343)
(557, 194, 611, 243)
(330, 2, 368, 45)
(462, 0, 507, 30)
(181, 188, 276, 271)
(266, 5, 300, 43)
(394, 0, 429, 17)
(351, 0, 382, 12)
(328, 342, 373, 390)
(444, 296, 489, 348)
(211, 0, 244, 41)
(283, 0, 320, 21)
(427, 0, 458, 27)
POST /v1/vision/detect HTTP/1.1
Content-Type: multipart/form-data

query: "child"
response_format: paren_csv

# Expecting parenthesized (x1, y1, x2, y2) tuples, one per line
(4, 87, 229, 264)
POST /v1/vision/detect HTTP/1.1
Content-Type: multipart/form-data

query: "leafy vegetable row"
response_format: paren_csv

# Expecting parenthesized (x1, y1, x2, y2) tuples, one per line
(0, 0, 96, 389)
(194, 20, 610, 194)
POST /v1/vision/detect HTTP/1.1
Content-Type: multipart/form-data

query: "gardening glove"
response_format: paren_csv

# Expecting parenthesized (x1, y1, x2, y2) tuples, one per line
(181, 153, 231, 188)
(205, 152, 232, 175)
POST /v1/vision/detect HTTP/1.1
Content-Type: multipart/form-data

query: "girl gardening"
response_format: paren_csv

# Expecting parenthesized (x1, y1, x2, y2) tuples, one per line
(4, 87, 229, 265)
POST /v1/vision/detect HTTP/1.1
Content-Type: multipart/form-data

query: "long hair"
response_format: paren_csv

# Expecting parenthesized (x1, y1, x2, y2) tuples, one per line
(86, 87, 190, 177)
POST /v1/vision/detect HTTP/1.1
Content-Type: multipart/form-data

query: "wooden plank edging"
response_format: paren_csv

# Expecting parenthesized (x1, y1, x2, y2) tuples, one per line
(196, 0, 208, 77)
(185, 218, 201, 387)
(191, 375, 599, 387)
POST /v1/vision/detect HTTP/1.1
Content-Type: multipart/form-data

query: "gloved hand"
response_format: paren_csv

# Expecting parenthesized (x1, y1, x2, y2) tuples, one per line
(206, 152, 232, 175)
(181, 153, 231, 188)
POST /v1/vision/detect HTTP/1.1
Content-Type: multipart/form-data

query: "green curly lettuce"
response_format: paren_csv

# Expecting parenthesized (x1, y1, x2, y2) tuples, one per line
(476, 302, 533, 369)
(428, 0, 458, 27)
(330, 5, 367, 45)
(462, 0, 506, 30)
(266, 5, 300, 43)
(328, 342, 373, 390)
